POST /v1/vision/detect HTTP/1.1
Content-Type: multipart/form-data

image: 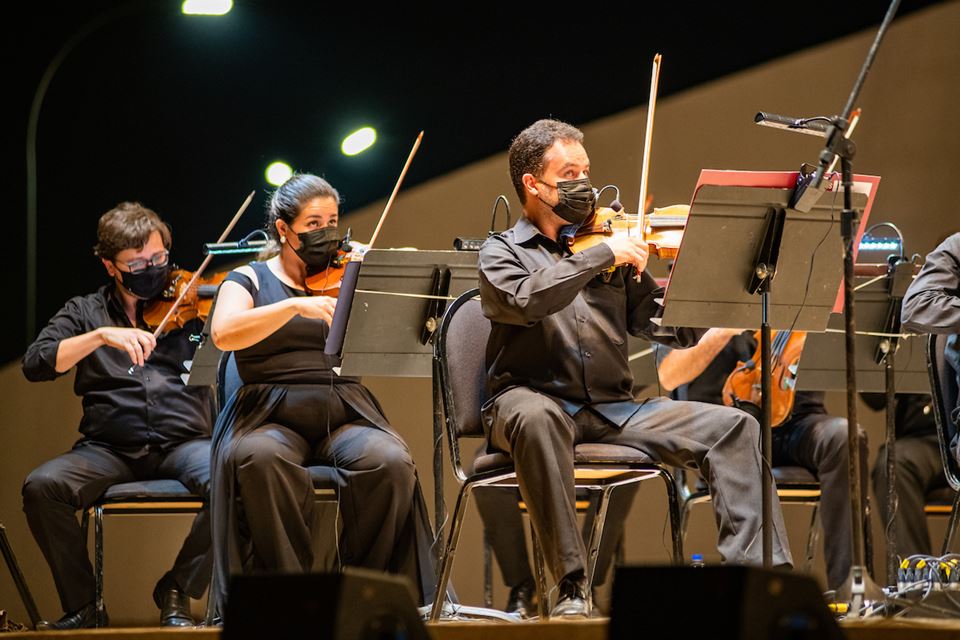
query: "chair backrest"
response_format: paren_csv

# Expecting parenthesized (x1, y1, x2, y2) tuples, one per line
(434, 288, 490, 450)
(217, 350, 243, 409)
(927, 333, 960, 491)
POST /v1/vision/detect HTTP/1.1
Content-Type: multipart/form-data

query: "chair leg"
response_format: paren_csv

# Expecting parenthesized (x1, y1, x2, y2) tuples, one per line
(659, 471, 685, 565)
(530, 530, 548, 619)
(94, 506, 106, 628)
(482, 532, 493, 609)
(430, 483, 474, 622)
(204, 572, 217, 627)
(941, 489, 960, 555)
(584, 487, 613, 590)
(803, 503, 820, 573)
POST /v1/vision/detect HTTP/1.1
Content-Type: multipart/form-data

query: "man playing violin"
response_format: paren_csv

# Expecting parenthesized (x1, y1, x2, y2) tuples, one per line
(478, 118, 792, 618)
(21, 202, 213, 629)
(657, 329, 868, 591)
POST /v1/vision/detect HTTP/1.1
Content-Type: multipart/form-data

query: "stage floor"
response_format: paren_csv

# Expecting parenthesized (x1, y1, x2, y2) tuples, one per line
(5, 618, 960, 640)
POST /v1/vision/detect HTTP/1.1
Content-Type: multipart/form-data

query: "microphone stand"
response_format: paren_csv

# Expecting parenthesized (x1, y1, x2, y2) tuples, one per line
(760, 0, 901, 616)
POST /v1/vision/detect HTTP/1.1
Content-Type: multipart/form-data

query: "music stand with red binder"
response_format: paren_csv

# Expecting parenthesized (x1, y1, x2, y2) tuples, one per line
(659, 169, 879, 573)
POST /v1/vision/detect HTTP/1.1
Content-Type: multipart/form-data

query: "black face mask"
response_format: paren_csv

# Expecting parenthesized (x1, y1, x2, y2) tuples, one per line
(538, 177, 597, 224)
(292, 227, 344, 274)
(117, 263, 170, 300)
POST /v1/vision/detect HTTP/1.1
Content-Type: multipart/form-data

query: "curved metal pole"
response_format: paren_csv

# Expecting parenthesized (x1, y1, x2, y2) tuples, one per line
(26, 4, 142, 344)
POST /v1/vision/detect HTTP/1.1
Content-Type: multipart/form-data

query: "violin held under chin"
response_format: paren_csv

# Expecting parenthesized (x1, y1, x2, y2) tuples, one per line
(566, 203, 689, 264)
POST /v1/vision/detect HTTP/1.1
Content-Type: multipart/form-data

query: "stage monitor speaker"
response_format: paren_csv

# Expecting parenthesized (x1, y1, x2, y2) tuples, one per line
(224, 567, 429, 640)
(610, 566, 842, 640)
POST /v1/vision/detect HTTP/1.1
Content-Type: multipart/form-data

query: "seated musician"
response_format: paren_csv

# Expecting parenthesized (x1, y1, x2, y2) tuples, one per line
(901, 232, 960, 434)
(21, 203, 213, 629)
(865, 393, 949, 556)
(207, 174, 436, 614)
(657, 329, 868, 591)
(478, 118, 792, 618)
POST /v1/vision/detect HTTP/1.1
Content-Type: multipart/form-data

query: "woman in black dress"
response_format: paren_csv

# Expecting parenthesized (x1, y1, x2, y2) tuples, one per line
(207, 174, 435, 613)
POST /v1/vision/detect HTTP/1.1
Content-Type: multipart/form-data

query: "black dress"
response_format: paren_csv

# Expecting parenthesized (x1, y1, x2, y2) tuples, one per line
(209, 261, 436, 613)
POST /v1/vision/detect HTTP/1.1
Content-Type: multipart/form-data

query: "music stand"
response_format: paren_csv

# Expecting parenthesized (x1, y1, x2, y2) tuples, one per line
(324, 249, 479, 558)
(798, 269, 928, 584)
(660, 169, 874, 570)
(1, 524, 42, 629)
(184, 303, 222, 388)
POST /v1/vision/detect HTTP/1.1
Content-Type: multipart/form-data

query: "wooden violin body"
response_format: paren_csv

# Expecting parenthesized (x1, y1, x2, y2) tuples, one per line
(722, 330, 807, 427)
(567, 204, 688, 261)
(143, 268, 227, 331)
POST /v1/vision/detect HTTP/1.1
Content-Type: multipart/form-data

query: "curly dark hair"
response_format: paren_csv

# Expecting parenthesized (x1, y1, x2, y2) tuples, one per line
(508, 119, 584, 204)
(93, 202, 171, 260)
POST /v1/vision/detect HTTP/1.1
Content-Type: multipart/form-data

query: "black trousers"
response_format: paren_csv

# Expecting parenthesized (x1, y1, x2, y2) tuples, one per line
(873, 433, 950, 557)
(222, 385, 420, 579)
(22, 439, 212, 614)
(772, 413, 868, 590)
(484, 389, 793, 583)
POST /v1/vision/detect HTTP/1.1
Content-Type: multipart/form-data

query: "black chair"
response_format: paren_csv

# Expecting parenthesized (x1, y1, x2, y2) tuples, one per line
(429, 289, 683, 621)
(926, 333, 960, 553)
(80, 479, 205, 627)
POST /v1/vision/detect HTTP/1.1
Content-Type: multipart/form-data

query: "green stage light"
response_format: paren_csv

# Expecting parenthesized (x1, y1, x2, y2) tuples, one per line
(265, 161, 293, 186)
(341, 127, 377, 156)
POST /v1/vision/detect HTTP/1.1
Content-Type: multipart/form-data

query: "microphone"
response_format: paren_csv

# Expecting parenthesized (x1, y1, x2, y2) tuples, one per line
(754, 112, 831, 138)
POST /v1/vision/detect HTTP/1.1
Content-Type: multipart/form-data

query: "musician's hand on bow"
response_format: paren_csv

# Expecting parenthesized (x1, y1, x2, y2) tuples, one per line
(602, 236, 649, 273)
(98, 327, 157, 366)
(294, 296, 337, 325)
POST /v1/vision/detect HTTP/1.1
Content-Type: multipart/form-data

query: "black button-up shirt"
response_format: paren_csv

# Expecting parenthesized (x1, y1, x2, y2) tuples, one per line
(901, 232, 960, 427)
(479, 216, 703, 427)
(22, 284, 213, 455)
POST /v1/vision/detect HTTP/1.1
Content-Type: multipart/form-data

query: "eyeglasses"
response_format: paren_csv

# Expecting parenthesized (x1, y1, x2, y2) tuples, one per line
(114, 250, 169, 274)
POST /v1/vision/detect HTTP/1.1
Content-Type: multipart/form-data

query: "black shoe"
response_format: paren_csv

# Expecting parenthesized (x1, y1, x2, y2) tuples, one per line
(36, 603, 102, 630)
(158, 588, 195, 627)
(505, 579, 535, 618)
(154, 573, 195, 627)
(550, 575, 590, 619)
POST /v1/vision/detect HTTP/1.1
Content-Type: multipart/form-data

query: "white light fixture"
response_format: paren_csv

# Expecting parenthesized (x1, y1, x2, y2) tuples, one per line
(182, 0, 233, 16)
(341, 127, 377, 156)
(265, 161, 293, 186)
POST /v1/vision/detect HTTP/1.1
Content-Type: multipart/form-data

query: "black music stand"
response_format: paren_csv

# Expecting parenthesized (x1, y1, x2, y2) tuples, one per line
(660, 177, 868, 571)
(1, 524, 42, 629)
(798, 269, 929, 584)
(184, 304, 221, 388)
(324, 249, 479, 558)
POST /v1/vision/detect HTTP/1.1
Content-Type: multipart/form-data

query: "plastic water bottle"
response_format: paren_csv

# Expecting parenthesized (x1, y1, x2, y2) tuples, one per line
(691, 553, 705, 568)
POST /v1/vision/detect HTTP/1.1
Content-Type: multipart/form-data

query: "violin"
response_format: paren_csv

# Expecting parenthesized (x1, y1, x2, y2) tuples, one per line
(567, 203, 688, 261)
(143, 267, 228, 332)
(721, 330, 807, 427)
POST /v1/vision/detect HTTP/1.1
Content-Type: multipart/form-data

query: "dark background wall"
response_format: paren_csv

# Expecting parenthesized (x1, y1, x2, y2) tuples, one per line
(2, 0, 958, 626)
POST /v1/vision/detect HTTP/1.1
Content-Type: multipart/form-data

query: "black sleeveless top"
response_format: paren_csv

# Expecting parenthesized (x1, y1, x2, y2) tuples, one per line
(224, 261, 343, 384)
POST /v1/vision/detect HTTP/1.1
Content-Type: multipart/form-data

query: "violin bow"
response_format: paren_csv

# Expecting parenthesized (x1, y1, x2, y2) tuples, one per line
(151, 190, 255, 338)
(635, 53, 662, 238)
(365, 130, 424, 251)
